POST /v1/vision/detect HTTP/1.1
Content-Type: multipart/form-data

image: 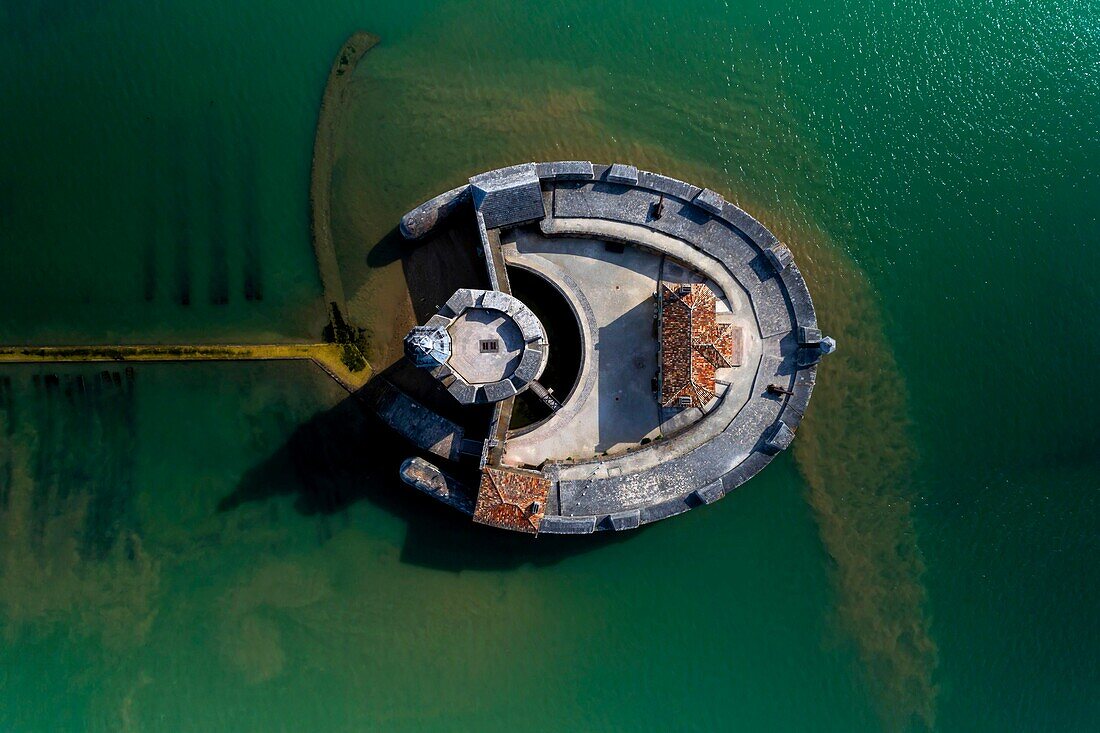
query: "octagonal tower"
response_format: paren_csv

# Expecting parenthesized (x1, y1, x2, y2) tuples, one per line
(404, 288, 549, 405)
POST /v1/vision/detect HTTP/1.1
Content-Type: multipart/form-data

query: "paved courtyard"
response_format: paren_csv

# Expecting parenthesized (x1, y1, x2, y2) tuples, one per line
(502, 231, 665, 464)
(446, 307, 523, 384)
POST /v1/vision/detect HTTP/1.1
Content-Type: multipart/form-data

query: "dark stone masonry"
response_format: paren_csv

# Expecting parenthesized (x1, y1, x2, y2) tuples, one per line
(395, 162, 834, 534)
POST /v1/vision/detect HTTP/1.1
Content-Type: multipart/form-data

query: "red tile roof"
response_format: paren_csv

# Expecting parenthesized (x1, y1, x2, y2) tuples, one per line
(474, 466, 550, 534)
(659, 283, 742, 408)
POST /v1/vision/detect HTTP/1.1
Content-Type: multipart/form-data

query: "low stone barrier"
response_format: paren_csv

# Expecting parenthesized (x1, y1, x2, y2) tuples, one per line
(399, 184, 471, 239)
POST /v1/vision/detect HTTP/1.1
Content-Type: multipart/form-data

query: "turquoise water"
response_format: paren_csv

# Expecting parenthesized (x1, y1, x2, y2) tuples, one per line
(1, 1, 1097, 731)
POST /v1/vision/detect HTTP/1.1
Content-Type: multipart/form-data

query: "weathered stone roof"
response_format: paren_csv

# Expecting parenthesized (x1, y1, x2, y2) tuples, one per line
(468, 163, 546, 230)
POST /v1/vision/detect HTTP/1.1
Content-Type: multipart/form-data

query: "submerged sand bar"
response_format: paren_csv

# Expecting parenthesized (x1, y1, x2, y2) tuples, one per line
(395, 162, 834, 534)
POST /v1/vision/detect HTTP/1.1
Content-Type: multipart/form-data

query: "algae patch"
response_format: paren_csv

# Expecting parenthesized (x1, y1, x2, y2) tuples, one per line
(792, 238, 938, 731)
(0, 375, 160, 649)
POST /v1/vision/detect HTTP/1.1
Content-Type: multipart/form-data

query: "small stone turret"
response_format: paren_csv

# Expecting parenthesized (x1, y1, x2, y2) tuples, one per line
(796, 327, 837, 366)
(404, 325, 451, 368)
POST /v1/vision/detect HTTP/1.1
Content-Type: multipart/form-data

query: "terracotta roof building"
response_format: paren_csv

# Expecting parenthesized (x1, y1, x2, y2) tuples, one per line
(473, 466, 550, 534)
(658, 283, 742, 409)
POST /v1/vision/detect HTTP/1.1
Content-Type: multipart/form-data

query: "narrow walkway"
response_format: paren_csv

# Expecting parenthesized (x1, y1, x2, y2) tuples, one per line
(0, 34, 384, 401)
(0, 344, 372, 392)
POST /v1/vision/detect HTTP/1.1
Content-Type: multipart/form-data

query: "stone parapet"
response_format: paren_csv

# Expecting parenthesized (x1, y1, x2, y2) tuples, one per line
(539, 515, 598, 534)
(693, 188, 726, 215)
(604, 510, 641, 531)
(399, 185, 471, 240)
(607, 163, 639, 185)
(765, 243, 794, 272)
(470, 163, 546, 229)
(536, 160, 595, 181)
(399, 457, 475, 515)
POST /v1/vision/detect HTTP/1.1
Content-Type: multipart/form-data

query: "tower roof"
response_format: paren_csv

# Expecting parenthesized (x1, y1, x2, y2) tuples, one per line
(404, 325, 452, 368)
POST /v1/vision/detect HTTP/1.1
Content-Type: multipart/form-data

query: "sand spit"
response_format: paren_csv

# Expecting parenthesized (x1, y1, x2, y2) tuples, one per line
(309, 31, 380, 317)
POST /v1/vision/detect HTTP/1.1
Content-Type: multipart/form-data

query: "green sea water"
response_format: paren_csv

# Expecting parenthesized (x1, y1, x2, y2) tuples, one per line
(0, 1, 1097, 731)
